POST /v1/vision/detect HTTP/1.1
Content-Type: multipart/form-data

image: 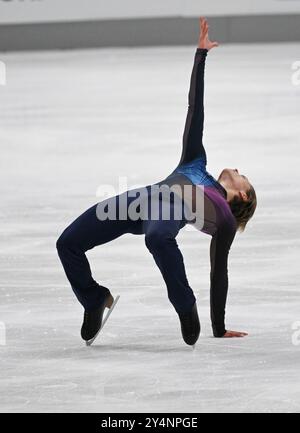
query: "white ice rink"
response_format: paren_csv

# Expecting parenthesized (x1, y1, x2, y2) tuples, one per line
(0, 43, 300, 413)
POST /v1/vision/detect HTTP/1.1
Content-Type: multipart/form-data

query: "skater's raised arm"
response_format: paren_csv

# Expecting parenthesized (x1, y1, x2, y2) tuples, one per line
(178, 17, 219, 166)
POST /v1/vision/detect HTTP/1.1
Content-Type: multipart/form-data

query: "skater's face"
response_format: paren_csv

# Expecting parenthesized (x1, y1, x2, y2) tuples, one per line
(218, 168, 251, 200)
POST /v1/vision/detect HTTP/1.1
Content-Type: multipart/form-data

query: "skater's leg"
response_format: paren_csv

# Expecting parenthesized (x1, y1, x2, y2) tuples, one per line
(143, 201, 196, 314)
(56, 194, 138, 310)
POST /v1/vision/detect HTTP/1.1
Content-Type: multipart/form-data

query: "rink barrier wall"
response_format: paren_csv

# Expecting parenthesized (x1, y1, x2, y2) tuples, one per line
(0, 14, 300, 51)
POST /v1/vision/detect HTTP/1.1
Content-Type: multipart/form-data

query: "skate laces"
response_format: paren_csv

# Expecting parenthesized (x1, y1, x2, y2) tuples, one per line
(180, 311, 193, 330)
(83, 310, 93, 324)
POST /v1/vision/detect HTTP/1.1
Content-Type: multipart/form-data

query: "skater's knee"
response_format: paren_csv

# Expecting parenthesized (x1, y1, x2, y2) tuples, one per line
(56, 230, 75, 253)
(56, 233, 66, 253)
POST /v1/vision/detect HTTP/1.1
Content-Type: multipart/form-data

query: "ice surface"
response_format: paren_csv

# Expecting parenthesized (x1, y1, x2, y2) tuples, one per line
(0, 43, 300, 413)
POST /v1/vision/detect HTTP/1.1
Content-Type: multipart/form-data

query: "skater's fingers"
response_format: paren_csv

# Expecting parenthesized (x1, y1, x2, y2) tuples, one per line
(223, 330, 248, 338)
(200, 17, 208, 33)
(199, 17, 204, 30)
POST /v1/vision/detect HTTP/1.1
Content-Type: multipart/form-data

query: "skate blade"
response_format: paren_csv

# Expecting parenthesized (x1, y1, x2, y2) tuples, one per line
(85, 295, 120, 347)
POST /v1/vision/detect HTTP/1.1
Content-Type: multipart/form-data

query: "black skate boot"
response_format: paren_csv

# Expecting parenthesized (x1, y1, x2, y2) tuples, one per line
(81, 290, 114, 342)
(178, 302, 200, 346)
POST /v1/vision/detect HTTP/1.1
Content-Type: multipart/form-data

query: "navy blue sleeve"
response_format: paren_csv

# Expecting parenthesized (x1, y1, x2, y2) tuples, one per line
(209, 221, 236, 337)
(178, 48, 208, 166)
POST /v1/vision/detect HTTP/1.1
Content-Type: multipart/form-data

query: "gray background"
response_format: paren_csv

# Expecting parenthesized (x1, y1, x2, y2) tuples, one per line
(0, 0, 300, 50)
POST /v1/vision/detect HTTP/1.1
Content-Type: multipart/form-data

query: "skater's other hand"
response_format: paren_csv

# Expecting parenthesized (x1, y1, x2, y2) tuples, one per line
(198, 17, 219, 51)
(223, 330, 248, 338)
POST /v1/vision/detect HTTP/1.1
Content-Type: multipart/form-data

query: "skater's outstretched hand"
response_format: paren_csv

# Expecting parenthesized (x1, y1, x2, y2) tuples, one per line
(198, 17, 219, 51)
(223, 330, 248, 338)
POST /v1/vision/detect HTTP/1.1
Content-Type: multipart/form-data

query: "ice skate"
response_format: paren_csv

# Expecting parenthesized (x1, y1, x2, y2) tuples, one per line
(81, 292, 120, 346)
(178, 302, 200, 346)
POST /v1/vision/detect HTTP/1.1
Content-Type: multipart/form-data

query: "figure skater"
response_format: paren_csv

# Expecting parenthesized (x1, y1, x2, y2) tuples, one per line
(56, 17, 257, 346)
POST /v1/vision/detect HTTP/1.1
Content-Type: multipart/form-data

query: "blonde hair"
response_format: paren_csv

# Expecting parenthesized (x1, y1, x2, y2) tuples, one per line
(229, 184, 257, 232)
